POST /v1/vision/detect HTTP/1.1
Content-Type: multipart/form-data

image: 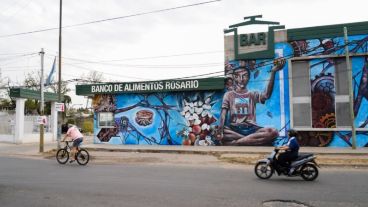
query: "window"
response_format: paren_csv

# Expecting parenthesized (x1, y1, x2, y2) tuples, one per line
(336, 102, 351, 127)
(290, 61, 312, 128)
(292, 102, 311, 127)
(334, 58, 349, 95)
(292, 61, 311, 97)
(290, 57, 351, 129)
(98, 112, 114, 127)
(334, 58, 350, 127)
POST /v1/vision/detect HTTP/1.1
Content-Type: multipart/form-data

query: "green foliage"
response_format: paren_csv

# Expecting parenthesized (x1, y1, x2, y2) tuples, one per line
(66, 119, 75, 125)
(0, 99, 15, 110)
(25, 99, 39, 114)
(82, 119, 94, 134)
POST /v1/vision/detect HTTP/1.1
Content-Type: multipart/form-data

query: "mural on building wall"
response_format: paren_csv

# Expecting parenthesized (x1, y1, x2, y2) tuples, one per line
(91, 34, 367, 147)
(92, 94, 116, 112)
(222, 34, 368, 147)
(93, 92, 224, 146)
(287, 34, 368, 147)
(309, 58, 336, 128)
(221, 57, 286, 146)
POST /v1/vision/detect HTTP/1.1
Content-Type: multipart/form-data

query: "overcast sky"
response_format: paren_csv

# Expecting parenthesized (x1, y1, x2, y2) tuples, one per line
(0, 0, 367, 106)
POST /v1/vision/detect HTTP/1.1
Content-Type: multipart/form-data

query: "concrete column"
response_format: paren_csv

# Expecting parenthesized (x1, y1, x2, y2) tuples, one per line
(14, 98, 26, 144)
(51, 102, 58, 141)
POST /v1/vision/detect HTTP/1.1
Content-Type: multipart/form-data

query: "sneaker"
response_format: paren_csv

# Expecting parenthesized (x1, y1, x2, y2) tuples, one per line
(69, 160, 75, 163)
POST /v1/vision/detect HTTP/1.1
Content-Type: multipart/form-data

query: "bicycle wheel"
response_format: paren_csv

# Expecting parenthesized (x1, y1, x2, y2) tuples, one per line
(76, 149, 89, 165)
(56, 149, 69, 164)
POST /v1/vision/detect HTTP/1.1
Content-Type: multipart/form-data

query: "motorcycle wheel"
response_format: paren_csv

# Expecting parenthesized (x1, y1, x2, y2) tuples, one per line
(300, 163, 319, 181)
(254, 162, 274, 179)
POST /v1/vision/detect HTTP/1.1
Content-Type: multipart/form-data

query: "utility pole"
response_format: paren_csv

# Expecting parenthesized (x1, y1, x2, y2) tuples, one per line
(57, 0, 63, 149)
(344, 27, 357, 149)
(39, 48, 45, 153)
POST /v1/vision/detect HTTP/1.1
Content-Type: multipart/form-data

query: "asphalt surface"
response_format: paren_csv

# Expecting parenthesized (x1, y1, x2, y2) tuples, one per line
(1, 139, 367, 207)
(0, 138, 367, 168)
(0, 157, 367, 207)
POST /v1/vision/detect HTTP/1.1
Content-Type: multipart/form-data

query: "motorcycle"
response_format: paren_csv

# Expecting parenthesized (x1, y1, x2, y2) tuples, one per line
(254, 148, 319, 181)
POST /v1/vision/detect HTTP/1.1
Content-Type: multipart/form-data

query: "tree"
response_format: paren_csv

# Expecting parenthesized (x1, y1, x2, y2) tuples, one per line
(0, 75, 15, 110)
(81, 71, 105, 83)
(22, 71, 71, 115)
(80, 71, 105, 109)
(0, 99, 15, 110)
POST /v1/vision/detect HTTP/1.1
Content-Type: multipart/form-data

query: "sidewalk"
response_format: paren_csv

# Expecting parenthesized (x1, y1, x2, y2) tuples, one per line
(0, 137, 367, 167)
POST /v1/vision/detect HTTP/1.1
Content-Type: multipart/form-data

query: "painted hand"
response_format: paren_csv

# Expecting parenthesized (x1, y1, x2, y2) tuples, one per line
(271, 58, 286, 72)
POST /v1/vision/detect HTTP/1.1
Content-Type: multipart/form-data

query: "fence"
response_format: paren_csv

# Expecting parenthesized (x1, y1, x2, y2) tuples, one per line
(0, 111, 15, 135)
(0, 110, 54, 143)
(24, 115, 52, 134)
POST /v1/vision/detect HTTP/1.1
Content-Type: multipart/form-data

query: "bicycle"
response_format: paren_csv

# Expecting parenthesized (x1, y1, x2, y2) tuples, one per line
(56, 141, 90, 165)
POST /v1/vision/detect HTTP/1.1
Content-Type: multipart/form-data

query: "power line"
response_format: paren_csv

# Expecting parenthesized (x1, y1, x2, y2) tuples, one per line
(158, 39, 366, 80)
(168, 71, 224, 80)
(0, 53, 38, 66)
(45, 38, 362, 80)
(64, 61, 222, 69)
(46, 50, 223, 64)
(0, 0, 221, 38)
(4, 38, 363, 84)
(61, 62, 150, 81)
(0, 51, 37, 56)
(4, 64, 362, 91)
(1, 66, 38, 70)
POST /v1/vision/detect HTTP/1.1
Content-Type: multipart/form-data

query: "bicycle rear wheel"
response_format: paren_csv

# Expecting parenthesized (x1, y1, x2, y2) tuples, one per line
(76, 149, 89, 165)
(56, 149, 69, 164)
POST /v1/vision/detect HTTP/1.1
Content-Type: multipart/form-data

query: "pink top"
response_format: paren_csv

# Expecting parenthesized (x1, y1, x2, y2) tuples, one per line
(66, 126, 83, 140)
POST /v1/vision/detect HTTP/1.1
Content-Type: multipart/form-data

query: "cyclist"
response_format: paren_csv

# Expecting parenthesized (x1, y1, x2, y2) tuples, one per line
(62, 124, 84, 163)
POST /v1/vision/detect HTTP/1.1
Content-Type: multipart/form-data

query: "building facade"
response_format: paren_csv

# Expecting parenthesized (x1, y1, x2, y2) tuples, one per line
(76, 17, 368, 148)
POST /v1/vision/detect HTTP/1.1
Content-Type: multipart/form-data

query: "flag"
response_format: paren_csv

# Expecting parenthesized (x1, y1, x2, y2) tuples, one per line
(45, 57, 56, 86)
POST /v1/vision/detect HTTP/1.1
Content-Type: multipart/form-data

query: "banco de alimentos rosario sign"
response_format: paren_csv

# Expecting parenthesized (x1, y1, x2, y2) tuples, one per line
(76, 78, 224, 95)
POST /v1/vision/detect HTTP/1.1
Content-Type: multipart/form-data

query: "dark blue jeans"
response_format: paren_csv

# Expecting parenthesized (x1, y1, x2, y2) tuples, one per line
(277, 151, 298, 168)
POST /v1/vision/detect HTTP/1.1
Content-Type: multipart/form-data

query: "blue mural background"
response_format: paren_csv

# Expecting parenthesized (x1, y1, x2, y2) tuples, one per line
(92, 34, 368, 147)
(94, 92, 224, 146)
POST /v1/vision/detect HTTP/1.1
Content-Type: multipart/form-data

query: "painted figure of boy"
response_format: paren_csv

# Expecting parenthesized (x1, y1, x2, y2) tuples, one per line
(216, 58, 286, 145)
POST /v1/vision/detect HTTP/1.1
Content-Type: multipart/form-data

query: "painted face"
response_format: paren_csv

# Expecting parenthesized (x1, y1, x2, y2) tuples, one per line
(225, 79, 233, 87)
(233, 69, 249, 89)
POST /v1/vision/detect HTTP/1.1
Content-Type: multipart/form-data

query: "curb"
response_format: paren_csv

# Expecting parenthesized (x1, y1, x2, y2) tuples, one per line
(82, 147, 368, 167)
(14, 146, 368, 168)
(84, 147, 368, 156)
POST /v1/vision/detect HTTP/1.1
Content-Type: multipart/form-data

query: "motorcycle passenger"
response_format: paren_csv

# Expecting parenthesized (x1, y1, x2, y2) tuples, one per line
(277, 129, 300, 173)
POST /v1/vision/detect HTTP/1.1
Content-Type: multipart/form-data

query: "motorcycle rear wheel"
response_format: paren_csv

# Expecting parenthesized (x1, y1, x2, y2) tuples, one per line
(255, 162, 274, 179)
(300, 163, 318, 181)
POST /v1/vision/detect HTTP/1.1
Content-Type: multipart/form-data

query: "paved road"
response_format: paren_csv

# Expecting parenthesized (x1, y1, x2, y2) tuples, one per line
(0, 157, 367, 207)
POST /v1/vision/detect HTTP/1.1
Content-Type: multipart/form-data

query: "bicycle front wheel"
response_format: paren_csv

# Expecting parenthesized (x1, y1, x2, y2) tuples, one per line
(76, 149, 90, 165)
(56, 149, 69, 164)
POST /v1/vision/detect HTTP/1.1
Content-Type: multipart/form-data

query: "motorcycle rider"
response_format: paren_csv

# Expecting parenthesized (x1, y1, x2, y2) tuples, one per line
(276, 129, 300, 174)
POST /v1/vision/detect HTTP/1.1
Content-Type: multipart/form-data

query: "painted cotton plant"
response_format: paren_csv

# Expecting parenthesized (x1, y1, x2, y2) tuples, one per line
(179, 95, 217, 146)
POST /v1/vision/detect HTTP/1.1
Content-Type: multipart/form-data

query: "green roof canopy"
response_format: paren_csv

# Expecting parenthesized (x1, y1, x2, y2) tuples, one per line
(9, 88, 62, 102)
